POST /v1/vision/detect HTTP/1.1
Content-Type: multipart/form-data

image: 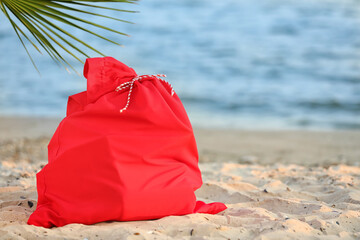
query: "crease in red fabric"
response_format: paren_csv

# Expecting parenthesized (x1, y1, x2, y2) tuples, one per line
(28, 57, 227, 228)
(84, 57, 137, 104)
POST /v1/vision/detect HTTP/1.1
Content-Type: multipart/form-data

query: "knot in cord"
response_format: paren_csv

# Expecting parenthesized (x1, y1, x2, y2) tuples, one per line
(115, 74, 174, 113)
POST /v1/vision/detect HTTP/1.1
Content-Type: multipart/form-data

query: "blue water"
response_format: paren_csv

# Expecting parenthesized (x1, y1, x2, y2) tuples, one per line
(0, 0, 360, 130)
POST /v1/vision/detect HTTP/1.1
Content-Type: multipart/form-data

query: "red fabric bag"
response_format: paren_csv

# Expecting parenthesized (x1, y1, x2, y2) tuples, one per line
(27, 57, 226, 228)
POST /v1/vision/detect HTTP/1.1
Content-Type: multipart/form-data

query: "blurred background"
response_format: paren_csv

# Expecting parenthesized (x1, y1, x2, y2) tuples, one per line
(0, 0, 359, 130)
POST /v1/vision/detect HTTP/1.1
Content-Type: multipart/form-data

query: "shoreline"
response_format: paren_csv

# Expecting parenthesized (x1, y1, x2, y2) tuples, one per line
(1, 116, 359, 167)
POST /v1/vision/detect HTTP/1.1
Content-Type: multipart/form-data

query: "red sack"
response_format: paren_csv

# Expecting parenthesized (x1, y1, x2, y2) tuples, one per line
(27, 57, 226, 228)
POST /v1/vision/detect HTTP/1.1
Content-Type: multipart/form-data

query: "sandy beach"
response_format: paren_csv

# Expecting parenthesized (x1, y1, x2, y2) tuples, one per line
(0, 116, 359, 239)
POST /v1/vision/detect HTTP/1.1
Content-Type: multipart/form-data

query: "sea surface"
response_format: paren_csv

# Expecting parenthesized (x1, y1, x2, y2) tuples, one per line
(0, 0, 360, 130)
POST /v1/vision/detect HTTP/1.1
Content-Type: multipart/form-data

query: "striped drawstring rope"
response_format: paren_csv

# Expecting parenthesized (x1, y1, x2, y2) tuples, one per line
(115, 74, 174, 113)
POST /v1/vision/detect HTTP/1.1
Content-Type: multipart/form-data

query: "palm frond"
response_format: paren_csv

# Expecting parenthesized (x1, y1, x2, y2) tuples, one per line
(0, 0, 137, 73)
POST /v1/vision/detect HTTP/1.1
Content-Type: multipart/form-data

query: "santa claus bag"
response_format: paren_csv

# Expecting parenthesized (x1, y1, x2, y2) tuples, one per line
(27, 57, 226, 228)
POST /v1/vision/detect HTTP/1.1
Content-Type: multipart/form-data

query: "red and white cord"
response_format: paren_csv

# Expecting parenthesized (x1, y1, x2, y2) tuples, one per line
(115, 74, 174, 113)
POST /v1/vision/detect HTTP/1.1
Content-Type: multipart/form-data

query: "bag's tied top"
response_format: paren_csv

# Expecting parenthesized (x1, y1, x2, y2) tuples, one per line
(84, 57, 137, 104)
(83, 57, 175, 111)
(115, 74, 175, 113)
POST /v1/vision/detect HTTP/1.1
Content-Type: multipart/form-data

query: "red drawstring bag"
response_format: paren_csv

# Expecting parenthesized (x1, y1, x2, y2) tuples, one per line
(27, 57, 226, 228)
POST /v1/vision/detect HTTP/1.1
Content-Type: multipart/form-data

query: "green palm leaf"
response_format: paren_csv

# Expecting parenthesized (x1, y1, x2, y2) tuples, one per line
(0, 0, 137, 73)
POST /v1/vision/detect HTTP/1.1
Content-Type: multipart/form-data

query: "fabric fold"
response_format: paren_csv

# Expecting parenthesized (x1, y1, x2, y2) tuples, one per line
(84, 57, 137, 104)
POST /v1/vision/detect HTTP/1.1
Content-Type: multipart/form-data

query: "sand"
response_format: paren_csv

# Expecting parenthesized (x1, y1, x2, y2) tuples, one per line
(0, 116, 359, 240)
